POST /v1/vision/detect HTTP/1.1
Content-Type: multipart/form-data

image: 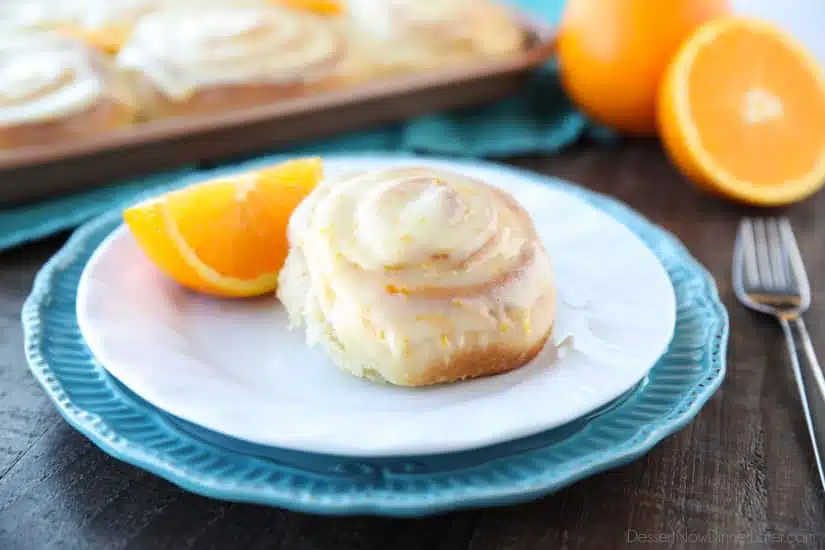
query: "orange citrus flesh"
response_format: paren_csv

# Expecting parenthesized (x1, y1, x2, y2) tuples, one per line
(54, 24, 131, 55)
(268, 0, 342, 15)
(659, 17, 825, 206)
(557, 0, 729, 135)
(123, 157, 323, 298)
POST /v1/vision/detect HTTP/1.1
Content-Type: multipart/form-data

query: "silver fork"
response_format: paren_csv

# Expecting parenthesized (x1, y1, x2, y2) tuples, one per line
(734, 217, 825, 492)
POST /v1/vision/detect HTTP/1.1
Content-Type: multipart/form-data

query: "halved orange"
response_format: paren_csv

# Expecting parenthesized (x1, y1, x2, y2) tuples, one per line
(123, 157, 322, 298)
(658, 17, 825, 206)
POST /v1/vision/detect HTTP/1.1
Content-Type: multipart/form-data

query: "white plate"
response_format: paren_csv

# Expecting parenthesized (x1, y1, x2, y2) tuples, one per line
(76, 156, 676, 457)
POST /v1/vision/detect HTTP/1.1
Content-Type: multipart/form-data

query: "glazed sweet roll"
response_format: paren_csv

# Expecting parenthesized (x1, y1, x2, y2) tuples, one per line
(0, 34, 138, 149)
(277, 166, 556, 387)
(0, 0, 163, 54)
(343, 0, 526, 75)
(116, 5, 349, 119)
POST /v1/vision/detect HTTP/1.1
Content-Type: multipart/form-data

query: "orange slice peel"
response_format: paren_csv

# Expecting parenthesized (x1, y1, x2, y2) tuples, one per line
(659, 17, 825, 206)
(123, 157, 322, 298)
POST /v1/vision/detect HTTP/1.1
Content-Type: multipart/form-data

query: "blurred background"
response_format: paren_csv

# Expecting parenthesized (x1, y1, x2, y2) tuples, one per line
(1, 0, 824, 232)
(735, 0, 824, 64)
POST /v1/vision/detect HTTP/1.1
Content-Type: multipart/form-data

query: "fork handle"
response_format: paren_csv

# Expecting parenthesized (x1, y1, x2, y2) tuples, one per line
(780, 316, 825, 492)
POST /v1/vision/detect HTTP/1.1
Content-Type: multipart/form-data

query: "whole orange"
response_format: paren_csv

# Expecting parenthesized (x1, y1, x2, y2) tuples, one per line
(557, 0, 729, 135)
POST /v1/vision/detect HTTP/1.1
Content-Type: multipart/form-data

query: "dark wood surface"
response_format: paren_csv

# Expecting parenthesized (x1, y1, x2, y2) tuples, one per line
(2, 141, 825, 550)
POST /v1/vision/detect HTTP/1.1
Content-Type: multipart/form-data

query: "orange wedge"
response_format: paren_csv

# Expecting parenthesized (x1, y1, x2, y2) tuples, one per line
(123, 157, 322, 298)
(658, 17, 825, 206)
(269, 0, 342, 15)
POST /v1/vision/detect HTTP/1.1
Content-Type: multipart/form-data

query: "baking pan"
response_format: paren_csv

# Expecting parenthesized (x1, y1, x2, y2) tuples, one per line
(0, 16, 556, 205)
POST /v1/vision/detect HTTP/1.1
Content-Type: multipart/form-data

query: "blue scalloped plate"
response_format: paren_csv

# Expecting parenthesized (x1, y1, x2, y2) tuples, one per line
(22, 153, 728, 517)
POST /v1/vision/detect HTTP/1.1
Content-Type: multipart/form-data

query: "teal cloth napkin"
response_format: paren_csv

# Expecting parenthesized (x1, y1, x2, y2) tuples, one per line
(0, 0, 585, 252)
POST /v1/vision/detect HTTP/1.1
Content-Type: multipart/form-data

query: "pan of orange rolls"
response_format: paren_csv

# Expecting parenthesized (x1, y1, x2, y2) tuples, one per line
(0, 0, 556, 205)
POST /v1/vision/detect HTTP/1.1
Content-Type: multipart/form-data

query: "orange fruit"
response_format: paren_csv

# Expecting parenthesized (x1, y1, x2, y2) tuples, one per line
(557, 0, 729, 135)
(659, 18, 825, 206)
(123, 157, 322, 298)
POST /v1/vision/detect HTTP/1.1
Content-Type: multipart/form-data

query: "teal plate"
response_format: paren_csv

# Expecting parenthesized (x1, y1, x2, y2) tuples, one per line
(22, 154, 728, 517)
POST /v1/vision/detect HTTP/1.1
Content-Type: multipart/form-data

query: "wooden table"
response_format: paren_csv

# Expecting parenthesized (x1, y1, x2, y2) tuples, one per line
(2, 141, 825, 550)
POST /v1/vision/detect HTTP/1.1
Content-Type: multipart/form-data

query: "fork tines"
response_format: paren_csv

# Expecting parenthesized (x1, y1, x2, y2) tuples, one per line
(736, 217, 809, 299)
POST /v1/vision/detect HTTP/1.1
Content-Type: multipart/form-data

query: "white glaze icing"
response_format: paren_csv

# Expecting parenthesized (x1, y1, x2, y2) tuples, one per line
(78, 0, 161, 29)
(0, 34, 125, 125)
(0, 0, 161, 31)
(0, 2, 78, 31)
(116, 5, 342, 100)
(345, 0, 473, 36)
(387, 0, 475, 26)
(343, 0, 518, 70)
(278, 166, 555, 381)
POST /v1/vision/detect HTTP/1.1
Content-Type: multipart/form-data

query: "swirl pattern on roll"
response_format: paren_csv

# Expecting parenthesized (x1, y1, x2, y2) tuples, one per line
(0, 34, 132, 126)
(278, 166, 556, 385)
(116, 5, 343, 99)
